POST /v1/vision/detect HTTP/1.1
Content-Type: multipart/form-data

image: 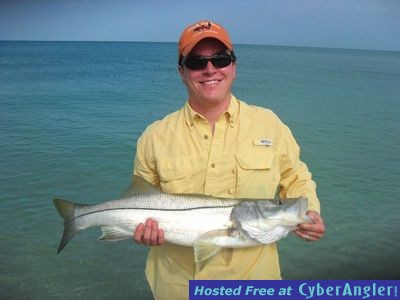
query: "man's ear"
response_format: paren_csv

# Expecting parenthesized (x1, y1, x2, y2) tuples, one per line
(178, 65, 184, 80)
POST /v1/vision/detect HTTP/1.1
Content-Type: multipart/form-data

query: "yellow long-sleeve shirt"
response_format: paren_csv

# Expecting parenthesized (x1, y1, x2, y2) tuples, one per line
(134, 95, 320, 300)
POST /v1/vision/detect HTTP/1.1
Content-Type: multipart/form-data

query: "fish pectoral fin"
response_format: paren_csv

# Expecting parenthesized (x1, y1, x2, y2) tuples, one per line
(194, 241, 221, 272)
(99, 226, 131, 241)
(194, 241, 221, 263)
(194, 229, 232, 270)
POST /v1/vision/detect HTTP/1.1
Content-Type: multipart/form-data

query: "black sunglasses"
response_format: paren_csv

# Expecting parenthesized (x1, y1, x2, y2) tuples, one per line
(181, 52, 236, 70)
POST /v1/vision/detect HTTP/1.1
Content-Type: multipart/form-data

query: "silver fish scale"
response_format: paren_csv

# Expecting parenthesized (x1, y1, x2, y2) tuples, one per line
(54, 181, 309, 255)
(71, 193, 240, 246)
(80, 193, 239, 212)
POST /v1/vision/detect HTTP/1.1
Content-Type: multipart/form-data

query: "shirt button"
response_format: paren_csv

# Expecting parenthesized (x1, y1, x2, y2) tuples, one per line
(211, 163, 216, 168)
(232, 168, 236, 174)
(228, 188, 234, 194)
(204, 135, 209, 140)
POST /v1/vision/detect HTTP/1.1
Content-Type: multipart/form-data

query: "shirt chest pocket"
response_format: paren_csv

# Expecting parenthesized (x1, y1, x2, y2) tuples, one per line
(156, 157, 204, 194)
(235, 151, 279, 199)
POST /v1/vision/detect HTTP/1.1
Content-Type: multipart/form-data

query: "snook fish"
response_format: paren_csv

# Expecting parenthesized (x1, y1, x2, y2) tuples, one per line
(54, 176, 310, 265)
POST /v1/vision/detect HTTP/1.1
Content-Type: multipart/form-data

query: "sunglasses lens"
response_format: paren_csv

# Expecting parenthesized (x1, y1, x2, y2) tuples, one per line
(184, 57, 207, 70)
(183, 54, 234, 70)
(211, 54, 232, 68)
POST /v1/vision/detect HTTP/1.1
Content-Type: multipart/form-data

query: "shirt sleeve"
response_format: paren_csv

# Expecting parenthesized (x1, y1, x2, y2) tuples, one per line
(278, 124, 321, 213)
(133, 132, 161, 188)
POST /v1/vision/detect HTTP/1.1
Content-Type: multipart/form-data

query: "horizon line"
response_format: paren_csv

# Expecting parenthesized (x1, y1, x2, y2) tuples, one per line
(0, 39, 399, 53)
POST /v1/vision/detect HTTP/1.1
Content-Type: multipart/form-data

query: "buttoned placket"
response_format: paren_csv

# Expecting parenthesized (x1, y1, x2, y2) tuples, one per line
(184, 98, 239, 198)
(204, 113, 233, 196)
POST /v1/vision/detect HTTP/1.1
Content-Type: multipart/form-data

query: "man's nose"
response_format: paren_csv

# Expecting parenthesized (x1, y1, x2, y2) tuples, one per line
(203, 61, 217, 73)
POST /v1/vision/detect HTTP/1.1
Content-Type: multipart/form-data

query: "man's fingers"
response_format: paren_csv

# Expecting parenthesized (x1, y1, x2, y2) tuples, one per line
(133, 219, 165, 246)
(142, 219, 153, 244)
(133, 223, 145, 243)
(158, 229, 165, 244)
(150, 220, 159, 246)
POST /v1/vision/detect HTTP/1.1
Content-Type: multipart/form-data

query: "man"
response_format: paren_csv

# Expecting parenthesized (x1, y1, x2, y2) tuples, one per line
(133, 20, 325, 299)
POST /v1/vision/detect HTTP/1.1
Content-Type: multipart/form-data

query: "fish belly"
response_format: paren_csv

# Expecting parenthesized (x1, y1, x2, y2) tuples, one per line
(74, 204, 233, 246)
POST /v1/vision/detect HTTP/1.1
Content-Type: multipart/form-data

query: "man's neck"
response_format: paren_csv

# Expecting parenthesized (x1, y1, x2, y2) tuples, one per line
(188, 95, 232, 132)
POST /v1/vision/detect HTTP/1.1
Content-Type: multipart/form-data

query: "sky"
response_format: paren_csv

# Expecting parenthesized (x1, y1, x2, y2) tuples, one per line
(0, 0, 399, 51)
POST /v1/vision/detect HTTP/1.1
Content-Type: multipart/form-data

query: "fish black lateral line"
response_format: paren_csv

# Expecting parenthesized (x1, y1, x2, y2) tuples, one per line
(54, 175, 310, 268)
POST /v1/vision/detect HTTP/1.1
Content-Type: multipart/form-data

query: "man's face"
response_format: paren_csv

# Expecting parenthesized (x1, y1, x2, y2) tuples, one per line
(179, 38, 236, 110)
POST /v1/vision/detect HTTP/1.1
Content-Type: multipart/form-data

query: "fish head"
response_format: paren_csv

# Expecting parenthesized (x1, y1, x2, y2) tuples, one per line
(230, 197, 309, 244)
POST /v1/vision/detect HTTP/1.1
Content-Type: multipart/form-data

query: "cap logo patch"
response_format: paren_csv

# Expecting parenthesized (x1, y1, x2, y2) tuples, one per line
(193, 22, 212, 32)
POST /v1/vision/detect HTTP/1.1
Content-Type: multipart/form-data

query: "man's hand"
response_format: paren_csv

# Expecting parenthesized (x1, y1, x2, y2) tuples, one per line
(133, 219, 165, 246)
(293, 211, 325, 242)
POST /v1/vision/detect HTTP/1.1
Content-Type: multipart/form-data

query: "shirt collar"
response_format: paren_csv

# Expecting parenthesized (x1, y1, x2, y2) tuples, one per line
(226, 95, 239, 128)
(184, 94, 240, 130)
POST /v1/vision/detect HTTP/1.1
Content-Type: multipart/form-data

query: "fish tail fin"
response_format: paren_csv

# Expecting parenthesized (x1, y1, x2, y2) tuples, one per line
(53, 198, 83, 255)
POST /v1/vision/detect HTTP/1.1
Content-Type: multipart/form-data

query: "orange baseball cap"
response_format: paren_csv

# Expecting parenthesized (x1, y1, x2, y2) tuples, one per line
(178, 20, 233, 58)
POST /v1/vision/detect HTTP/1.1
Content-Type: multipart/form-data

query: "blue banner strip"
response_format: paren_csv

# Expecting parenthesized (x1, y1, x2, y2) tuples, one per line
(189, 280, 399, 300)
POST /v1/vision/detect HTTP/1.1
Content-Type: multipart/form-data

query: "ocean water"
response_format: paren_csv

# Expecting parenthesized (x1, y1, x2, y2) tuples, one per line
(1, 41, 399, 299)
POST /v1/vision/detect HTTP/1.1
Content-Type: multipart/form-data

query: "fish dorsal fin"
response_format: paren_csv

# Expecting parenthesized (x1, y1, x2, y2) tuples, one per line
(123, 175, 161, 197)
(172, 193, 214, 199)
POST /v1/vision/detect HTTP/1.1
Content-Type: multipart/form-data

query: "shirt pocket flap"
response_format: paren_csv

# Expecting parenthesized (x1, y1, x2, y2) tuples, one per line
(236, 152, 273, 170)
(157, 157, 192, 181)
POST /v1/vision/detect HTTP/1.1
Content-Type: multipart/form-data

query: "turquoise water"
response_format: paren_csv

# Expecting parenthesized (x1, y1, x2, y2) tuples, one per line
(1, 41, 399, 299)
